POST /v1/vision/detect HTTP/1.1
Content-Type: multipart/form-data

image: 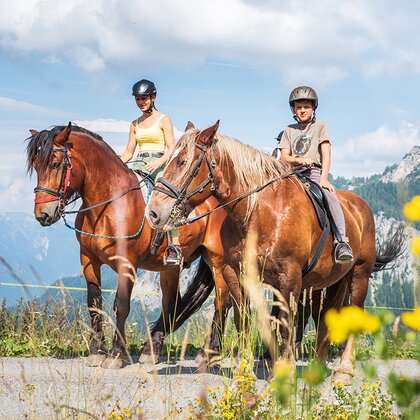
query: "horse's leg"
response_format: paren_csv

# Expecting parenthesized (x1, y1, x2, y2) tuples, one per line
(315, 278, 350, 361)
(274, 264, 302, 362)
(198, 257, 232, 365)
(140, 268, 181, 364)
(102, 264, 135, 369)
(332, 266, 370, 386)
(82, 255, 106, 367)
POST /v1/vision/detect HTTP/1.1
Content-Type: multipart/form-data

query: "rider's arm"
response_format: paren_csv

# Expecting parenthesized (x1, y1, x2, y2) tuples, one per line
(280, 148, 313, 166)
(160, 115, 175, 162)
(319, 141, 335, 192)
(120, 122, 137, 164)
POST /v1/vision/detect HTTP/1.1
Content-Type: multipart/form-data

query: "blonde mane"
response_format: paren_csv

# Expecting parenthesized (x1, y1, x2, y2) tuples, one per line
(175, 129, 294, 223)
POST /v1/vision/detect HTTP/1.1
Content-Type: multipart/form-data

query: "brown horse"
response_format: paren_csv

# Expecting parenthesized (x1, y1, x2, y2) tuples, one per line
(26, 123, 231, 368)
(146, 121, 403, 384)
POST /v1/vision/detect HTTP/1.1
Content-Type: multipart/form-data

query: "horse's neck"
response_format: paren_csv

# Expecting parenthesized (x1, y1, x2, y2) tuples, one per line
(214, 159, 250, 224)
(73, 140, 139, 207)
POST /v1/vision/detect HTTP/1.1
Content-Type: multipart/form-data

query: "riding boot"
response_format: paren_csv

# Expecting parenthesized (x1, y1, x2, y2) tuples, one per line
(164, 244, 184, 266)
(334, 242, 353, 264)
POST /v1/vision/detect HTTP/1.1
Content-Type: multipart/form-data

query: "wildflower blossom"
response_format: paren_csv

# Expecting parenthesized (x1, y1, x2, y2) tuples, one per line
(401, 307, 420, 331)
(325, 306, 381, 344)
(403, 196, 420, 222)
(411, 237, 420, 256)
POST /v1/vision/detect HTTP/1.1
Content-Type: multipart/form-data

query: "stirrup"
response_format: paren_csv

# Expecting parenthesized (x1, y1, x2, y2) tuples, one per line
(164, 245, 184, 266)
(334, 242, 353, 264)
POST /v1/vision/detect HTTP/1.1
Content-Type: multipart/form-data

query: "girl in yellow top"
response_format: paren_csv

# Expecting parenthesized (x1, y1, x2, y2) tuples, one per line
(120, 79, 183, 265)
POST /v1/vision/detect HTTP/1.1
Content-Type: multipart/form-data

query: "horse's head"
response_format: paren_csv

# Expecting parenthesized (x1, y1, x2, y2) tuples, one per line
(147, 121, 221, 230)
(26, 123, 73, 226)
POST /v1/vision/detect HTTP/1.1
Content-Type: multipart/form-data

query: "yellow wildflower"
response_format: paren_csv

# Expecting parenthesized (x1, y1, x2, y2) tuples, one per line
(411, 237, 420, 256)
(325, 306, 381, 344)
(403, 196, 420, 222)
(401, 307, 420, 331)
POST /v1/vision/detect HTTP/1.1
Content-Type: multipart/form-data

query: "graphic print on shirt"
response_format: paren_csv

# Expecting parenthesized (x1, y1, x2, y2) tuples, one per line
(292, 133, 312, 156)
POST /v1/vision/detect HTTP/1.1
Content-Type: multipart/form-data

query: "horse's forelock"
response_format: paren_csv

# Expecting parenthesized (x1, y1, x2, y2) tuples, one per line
(25, 126, 63, 174)
(25, 125, 108, 175)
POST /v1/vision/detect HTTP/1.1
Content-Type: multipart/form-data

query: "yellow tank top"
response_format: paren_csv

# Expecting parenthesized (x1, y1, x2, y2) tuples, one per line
(135, 114, 166, 153)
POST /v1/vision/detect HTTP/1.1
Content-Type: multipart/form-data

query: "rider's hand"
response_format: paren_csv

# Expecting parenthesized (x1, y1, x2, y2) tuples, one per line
(320, 178, 335, 193)
(145, 160, 163, 173)
(300, 157, 314, 167)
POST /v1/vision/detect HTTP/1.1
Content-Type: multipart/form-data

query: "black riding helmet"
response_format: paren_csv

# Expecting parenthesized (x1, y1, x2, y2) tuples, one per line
(132, 79, 157, 97)
(132, 79, 157, 113)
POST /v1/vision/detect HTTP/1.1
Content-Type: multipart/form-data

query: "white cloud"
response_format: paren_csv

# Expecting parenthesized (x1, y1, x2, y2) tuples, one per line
(0, 96, 67, 117)
(73, 118, 130, 133)
(0, 0, 419, 80)
(333, 122, 420, 178)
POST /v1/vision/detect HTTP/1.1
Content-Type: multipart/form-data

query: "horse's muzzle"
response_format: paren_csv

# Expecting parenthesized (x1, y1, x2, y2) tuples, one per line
(35, 206, 60, 226)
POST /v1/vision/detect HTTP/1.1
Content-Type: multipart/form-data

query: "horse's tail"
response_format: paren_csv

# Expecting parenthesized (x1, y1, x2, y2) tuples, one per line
(150, 258, 214, 335)
(373, 224, 406, 273)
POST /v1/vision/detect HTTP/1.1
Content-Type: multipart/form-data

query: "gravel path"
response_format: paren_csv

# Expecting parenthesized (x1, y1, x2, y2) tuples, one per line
(0, 356, 418, 419)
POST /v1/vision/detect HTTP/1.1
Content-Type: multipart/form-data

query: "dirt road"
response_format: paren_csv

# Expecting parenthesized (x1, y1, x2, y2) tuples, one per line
(0, 356, 418, 418)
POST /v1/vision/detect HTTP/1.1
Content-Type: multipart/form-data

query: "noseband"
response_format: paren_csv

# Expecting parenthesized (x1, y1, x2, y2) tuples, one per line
(153, 143, 216, 219)
(34, 143, 72, 212)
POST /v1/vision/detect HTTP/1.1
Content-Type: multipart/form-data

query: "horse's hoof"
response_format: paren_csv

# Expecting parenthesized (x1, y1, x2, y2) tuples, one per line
(139, 353, 159, 365)
(332, 371, 353, 386)
(195, 348, 208, 364)
(86, 354, 106, 367)
(102, 356, 125, 369)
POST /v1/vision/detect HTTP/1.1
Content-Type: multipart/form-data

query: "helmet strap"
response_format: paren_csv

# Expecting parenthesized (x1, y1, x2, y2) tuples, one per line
(145, 98, 154, 113)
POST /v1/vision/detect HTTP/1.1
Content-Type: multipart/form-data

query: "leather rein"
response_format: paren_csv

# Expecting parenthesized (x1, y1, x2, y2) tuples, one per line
(154, 141, 300, 227)
(153, 143, 217, 222)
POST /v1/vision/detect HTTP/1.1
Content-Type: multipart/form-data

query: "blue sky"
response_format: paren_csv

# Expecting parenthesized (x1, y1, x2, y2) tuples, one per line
(1, 0, 420, 214)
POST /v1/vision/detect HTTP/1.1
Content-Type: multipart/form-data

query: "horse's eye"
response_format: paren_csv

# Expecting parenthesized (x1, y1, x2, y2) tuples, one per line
(177, 158, 186, 167)
(51, 161, 60, 170)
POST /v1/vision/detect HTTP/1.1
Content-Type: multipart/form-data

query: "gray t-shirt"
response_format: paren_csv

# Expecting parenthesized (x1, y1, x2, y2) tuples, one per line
(279, 121, 329, 167)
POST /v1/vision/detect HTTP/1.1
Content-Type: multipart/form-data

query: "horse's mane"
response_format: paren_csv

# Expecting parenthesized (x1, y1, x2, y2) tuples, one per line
(176, 129, 294, 222)
(26, 125, 113, 174)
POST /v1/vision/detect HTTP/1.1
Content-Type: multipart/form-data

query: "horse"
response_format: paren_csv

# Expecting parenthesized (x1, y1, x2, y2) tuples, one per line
(26, 122, 232, 368)
(146, 121, 403, 384)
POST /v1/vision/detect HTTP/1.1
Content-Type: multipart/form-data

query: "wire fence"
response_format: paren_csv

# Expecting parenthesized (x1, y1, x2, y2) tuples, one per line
(0, 280, 415, 311)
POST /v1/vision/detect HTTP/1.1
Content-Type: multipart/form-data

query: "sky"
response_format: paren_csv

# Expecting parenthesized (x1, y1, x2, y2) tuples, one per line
(1, 0, 420, 214)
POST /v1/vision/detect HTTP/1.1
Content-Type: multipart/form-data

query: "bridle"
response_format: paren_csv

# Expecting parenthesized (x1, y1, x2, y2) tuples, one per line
(34, 142, 72, 212)
(153, 143, 216, 220)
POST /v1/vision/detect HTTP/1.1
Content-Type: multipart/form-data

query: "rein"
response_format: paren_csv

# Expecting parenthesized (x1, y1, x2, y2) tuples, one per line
(154, 143, 216, 222)
(155, 141, 306, 227)
(62, 178, 153, 239)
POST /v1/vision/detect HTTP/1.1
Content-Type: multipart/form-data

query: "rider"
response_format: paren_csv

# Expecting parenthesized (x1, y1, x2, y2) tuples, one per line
(277, 86, 353, 263)
(120, 79, 183, 265)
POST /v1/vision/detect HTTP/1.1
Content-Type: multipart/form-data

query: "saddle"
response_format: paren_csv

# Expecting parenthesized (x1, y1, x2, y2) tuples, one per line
(294, 171, 339, 276)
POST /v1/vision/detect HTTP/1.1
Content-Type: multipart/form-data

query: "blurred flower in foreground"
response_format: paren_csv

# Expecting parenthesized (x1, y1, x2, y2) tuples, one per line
(325, 306, 381, 344)
(401, 307, 420, 332)
(403, 195, 420, 222)
(411, 237, 420, 256)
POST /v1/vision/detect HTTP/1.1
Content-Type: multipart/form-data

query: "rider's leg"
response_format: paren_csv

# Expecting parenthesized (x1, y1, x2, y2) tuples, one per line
(305, 167, 353, 263)
(165, 228, 184, 265)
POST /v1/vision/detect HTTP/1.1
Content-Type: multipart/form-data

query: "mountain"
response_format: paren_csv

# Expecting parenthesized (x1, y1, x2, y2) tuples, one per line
(1, 147, 419, 309)
(0, 212, 80, 304)
(330, 145, 419, 308)
(380, 146, 420, 184)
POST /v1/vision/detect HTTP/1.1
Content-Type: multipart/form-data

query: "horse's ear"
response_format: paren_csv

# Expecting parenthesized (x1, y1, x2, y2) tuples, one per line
(29, 129, 39, 137)
(185, 121, 195, 131)
(55, 122, 72, 145)
(196, 120, 219, 147)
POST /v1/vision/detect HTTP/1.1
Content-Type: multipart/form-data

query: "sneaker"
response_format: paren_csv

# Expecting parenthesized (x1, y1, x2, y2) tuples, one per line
(164, 245, 184, 266)
(334, 242, 353, 264)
